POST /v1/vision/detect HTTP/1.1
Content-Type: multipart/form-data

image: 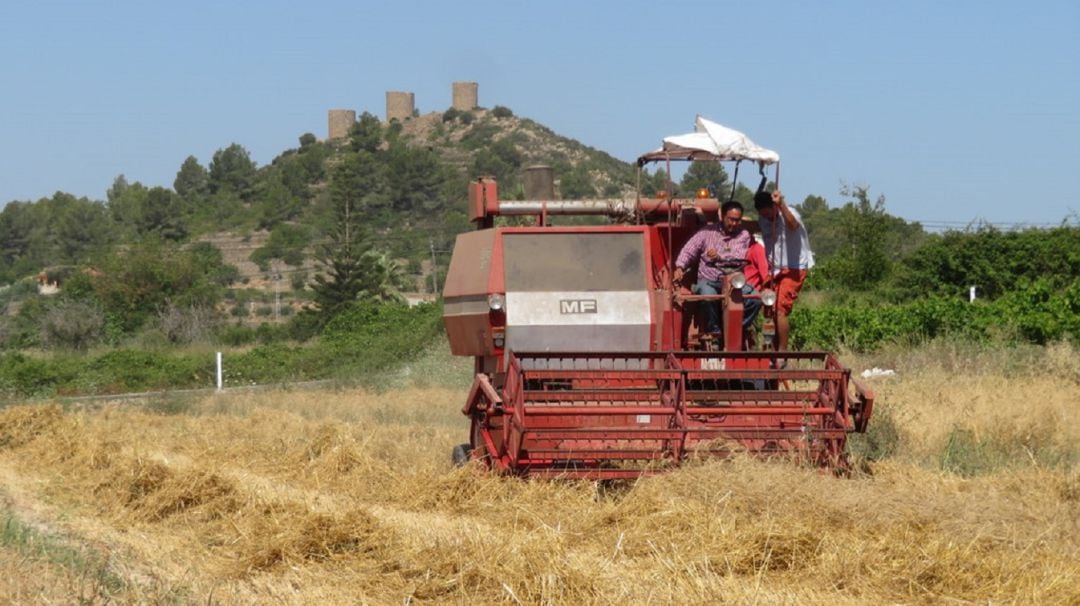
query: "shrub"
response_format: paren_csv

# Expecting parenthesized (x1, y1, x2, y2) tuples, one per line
(0, 301, 447, 397)
(460, 123, 501, 149)
(319, 301, 443, 375)
(285, 311, 322, 342)
(441, 108, 461, 123)
(290, 271, 308, 292)
(791, 281, 1079, 351)
(91, 239, 225, 333)
(491, 105, 514, 119)
(0, 353, 78, 396)
(250, 224, 310, 270)
(0, 314, 36, 351)
(227, 343, 308, 384)
(891, 225, 1080, 300)
(40, 300, 104, 350)
(217, 324, 258, 347)
(0, 317, 15, 349)
(0, 348, 213, 397)
(188, 242, 240, 287)
(85, 349, 210, 392)
(158, 303, 218, 344)
(0, 279, 38, 311)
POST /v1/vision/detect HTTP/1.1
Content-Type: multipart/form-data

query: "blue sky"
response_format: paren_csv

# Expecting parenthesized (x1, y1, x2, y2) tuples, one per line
(1, 0, 1076, 227)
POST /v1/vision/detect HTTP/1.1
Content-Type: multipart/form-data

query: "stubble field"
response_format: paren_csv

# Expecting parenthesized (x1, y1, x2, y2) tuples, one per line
(1, 342, 1077, 604)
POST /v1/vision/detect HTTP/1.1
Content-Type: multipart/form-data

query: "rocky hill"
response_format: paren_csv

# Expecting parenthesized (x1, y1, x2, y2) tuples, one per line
(195, 106, 643, 301)
(0, 104, 648, 321)
(395, 107, 636, 198)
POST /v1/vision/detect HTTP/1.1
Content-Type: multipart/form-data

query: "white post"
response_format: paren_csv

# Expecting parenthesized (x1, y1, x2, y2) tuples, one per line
(969, 286, 977, 303)
(216, 352, 223, 391)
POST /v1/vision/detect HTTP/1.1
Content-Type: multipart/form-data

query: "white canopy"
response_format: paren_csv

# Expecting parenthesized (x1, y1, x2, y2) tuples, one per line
(639, 116, 779, 165)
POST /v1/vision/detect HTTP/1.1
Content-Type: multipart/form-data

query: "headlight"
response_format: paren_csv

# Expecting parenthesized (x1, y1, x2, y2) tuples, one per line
(729, 272, 747, 290)
(487, 293, 505, 311)
(761, 289, 777, 307)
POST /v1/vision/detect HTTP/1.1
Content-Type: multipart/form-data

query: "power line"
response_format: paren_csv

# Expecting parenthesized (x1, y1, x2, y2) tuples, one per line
(197, 231, 459, 250)
(916, 220, 1069, 233)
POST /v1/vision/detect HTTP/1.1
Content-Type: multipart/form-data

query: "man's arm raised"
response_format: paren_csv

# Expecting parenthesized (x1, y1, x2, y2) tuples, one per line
(772, 190, 800, 231)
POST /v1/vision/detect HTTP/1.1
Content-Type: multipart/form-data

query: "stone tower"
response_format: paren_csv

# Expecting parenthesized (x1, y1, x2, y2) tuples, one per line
(327, 109, 356, 141)
(452, 81, 478, 111)
(385, 91, 415, 122)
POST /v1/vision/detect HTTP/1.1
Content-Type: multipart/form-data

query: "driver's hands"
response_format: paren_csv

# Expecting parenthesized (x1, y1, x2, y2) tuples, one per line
(673, 266, 685, 285)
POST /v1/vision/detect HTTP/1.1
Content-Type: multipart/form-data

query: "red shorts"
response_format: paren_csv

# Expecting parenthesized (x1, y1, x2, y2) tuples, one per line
(774, 269, 807, 316)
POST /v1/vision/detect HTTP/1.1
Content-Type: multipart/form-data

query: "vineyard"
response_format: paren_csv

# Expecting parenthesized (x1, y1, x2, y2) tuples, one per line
(1, 342, 1077, 604)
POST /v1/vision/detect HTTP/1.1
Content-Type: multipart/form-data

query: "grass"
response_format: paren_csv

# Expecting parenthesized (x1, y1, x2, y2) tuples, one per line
(846, 401, 901, 463)
(0, 340, 1076, 603)
(939, 422, 1078, 476)
(1, 507, 127, 600)
(843, 339, 1080, 473)
(141, 392, 200, 416)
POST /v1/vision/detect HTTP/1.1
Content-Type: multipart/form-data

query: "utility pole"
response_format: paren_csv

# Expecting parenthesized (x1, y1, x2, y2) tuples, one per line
(429, 238, 440, 295)
(273, 273, 281, 321)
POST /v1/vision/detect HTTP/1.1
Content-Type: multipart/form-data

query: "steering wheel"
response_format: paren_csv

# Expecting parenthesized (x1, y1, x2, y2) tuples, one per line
(706, 258, 750, 271)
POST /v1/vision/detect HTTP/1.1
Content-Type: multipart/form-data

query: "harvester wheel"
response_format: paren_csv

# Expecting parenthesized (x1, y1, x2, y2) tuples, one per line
(451, 443, 472, 467)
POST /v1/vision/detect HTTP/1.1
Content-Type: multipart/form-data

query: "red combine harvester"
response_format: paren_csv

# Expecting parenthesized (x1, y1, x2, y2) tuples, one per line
(442, 118, 873, 479)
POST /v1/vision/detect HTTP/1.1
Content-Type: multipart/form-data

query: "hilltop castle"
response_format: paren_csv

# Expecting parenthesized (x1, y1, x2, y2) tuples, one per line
(326, 81, 479, 141)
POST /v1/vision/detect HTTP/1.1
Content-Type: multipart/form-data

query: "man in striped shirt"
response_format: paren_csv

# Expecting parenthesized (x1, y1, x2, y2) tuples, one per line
(673, 200, 752, 335)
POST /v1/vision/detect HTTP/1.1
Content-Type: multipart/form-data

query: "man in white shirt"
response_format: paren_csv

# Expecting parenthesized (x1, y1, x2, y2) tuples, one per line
(753, 190, 814, 351)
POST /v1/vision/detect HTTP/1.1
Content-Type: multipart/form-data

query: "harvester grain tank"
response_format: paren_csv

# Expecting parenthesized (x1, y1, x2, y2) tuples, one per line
(442, 118, 874, 478)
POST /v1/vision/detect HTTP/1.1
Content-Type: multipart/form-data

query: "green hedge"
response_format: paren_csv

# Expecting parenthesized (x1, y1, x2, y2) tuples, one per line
(3, 285, 1075, 398)
(319, 301, 442, 373)
(792, 280, 1080, 351)
(0, 350, 211, 396)
(0, 301, 445, 399)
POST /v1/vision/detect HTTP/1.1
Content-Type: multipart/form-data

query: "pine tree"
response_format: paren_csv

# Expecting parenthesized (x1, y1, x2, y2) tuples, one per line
(174, 156, 209, 200)
(311, 193, 368, 316)
(208, 143, 257, 200)
(679, 161, 729, 197)
(310, 153, 400, 318)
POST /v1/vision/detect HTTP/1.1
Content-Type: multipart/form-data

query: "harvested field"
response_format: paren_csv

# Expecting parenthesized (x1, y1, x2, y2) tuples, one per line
(1, 344, 1078, 604)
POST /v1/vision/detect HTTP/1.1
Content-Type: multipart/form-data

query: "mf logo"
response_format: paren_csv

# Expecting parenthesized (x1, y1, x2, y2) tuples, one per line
(559, 299, 598, 314)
